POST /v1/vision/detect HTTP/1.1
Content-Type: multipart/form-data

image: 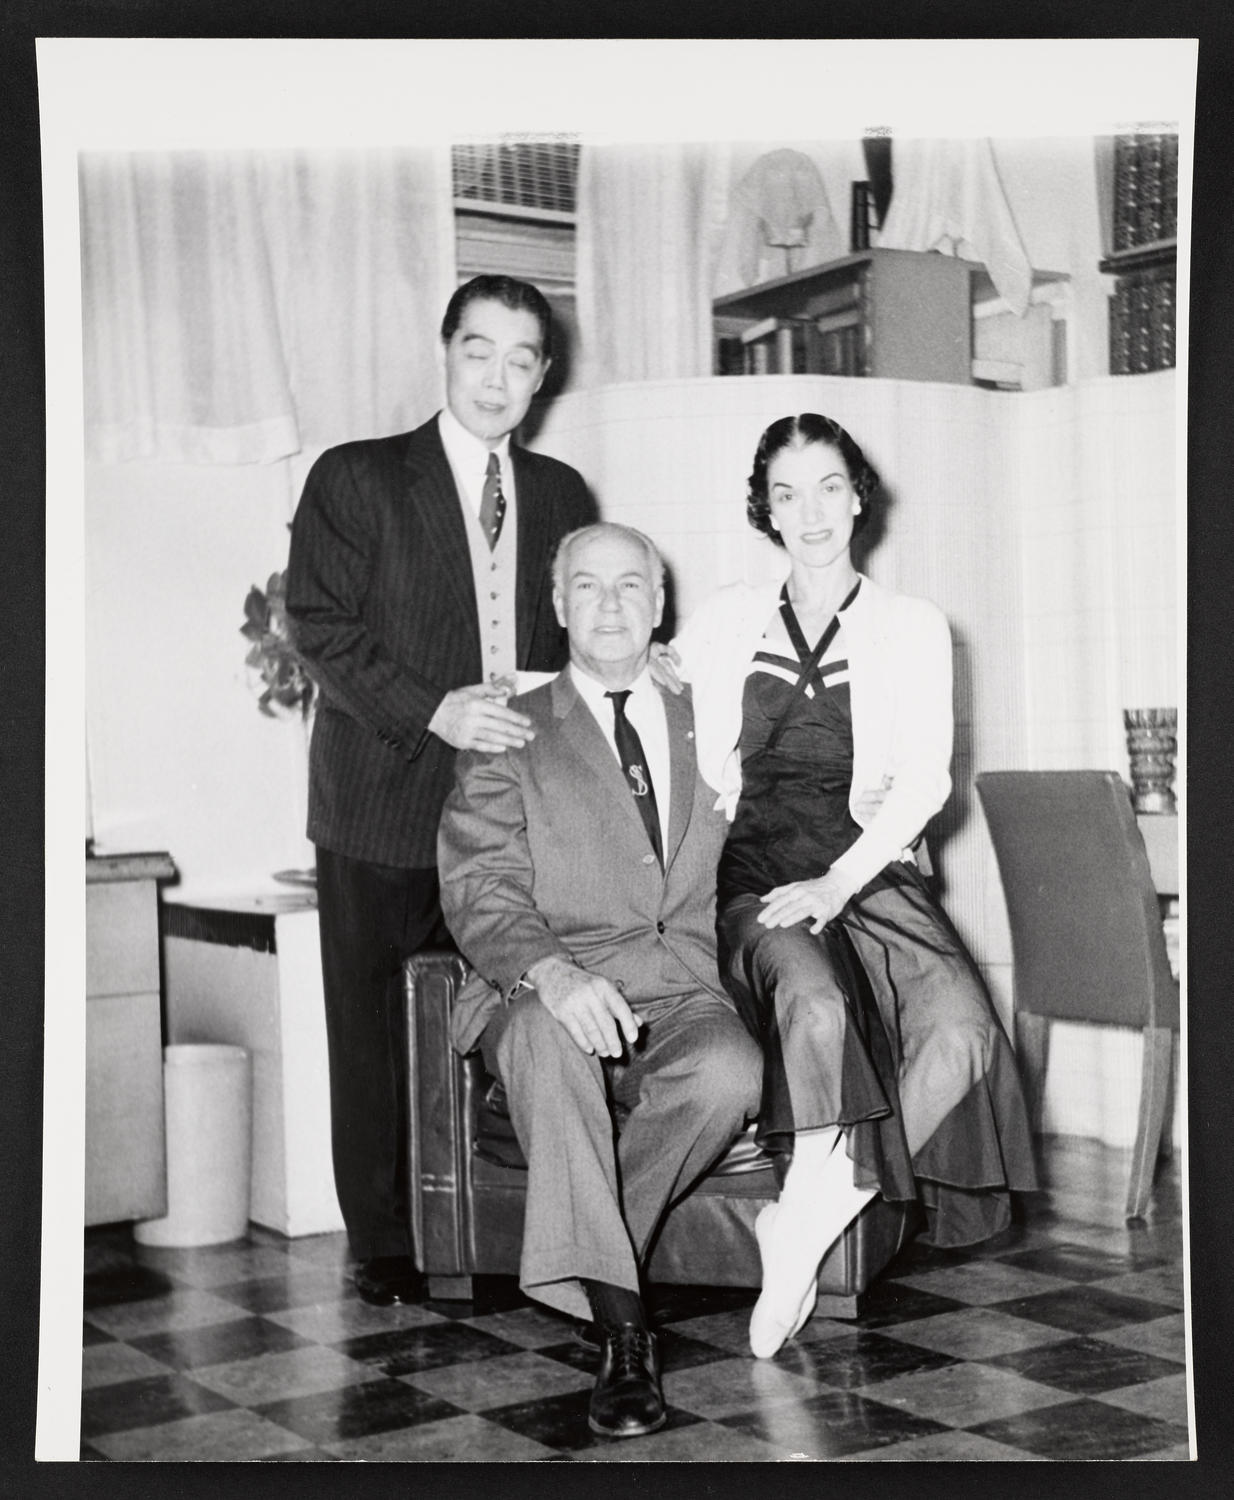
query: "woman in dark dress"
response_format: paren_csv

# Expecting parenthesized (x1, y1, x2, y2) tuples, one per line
(670, 415, 1036, 1358)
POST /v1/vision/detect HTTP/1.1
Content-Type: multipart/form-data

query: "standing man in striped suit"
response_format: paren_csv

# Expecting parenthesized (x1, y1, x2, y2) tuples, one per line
(286, 276, 596, 1307)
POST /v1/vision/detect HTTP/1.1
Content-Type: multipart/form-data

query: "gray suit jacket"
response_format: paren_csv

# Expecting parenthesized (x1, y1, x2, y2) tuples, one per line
(437, 670, 731, 1055)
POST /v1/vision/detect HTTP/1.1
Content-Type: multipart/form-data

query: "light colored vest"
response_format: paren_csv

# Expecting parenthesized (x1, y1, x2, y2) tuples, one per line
(462, 491, 519, 684)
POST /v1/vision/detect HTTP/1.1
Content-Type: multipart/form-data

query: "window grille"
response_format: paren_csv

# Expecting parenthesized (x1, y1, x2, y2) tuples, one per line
(452, 139, 580, 220)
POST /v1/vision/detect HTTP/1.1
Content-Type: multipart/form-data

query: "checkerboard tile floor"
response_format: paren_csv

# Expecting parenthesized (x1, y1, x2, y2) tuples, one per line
(80, 1137, 1190, 1462)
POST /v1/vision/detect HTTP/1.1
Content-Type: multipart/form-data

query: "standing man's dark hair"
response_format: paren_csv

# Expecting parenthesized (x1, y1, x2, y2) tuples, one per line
(441, 274, 554, 361)
(286, 274, 595, 1309)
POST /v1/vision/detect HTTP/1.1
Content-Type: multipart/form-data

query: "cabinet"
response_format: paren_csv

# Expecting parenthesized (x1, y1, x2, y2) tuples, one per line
(160, 890, 343, 1237)
(714, 248, 1068, 388)
(85, 852, 175, 1226)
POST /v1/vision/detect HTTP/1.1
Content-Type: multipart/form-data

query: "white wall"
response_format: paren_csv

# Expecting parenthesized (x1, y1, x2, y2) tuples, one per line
(1012, 371, 1180, 1145)
(83, 134, 1117, 897)
(80, 133, 1177, 1141)
(84, 455, 314, 897)
(82, 360, 1179, 1145)
(530, 369, 1180, 1148)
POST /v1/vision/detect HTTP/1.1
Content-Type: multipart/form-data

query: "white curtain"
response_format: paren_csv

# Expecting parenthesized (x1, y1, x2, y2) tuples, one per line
(575, 142, 729, 386)
(79, 148, 456, 465)
(879, 138, 1033, 315)
(575, 139, 877, 383)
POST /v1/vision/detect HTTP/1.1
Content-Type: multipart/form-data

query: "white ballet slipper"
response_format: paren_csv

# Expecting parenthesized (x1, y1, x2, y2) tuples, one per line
(749, 1202, 821, 1359)
(789, 1275, 818, 1341)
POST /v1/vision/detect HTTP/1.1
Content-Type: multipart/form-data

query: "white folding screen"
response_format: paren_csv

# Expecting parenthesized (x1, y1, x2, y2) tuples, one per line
(530, 369, 1180, 1146)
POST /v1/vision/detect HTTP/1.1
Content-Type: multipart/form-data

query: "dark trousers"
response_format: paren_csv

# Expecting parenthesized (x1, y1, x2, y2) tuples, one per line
(315, 846, 454, 1262)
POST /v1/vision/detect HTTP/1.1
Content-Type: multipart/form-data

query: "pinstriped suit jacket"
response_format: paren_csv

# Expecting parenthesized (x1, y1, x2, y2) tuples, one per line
(437, 670, 733, 1056)
(285, 417, 596, 867)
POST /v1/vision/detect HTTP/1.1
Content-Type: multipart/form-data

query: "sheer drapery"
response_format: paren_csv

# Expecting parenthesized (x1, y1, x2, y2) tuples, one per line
(575, 140, 866, 384)
(575, 142, 730, 386)
(878, 137, 1033, 315)
(80, 153, 296, 464)
(79, 148, 456, 465)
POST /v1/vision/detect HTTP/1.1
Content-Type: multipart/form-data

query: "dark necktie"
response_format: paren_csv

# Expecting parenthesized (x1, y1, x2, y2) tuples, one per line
(479, 452, 506, 549)
(606, 689, 663, 866)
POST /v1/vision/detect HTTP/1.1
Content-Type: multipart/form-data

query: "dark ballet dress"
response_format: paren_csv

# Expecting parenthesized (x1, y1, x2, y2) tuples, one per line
(716, 582, 1037, 1248)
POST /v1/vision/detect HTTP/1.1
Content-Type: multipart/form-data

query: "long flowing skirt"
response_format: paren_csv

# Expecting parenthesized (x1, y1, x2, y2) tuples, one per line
(717, 860, 1037, 1248)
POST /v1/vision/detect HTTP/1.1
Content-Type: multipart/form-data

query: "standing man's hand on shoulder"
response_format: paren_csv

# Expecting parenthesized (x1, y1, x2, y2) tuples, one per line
(523, 955, 643, 1059)
(647, 642, 684, 695)
(429, 683, 536, 752)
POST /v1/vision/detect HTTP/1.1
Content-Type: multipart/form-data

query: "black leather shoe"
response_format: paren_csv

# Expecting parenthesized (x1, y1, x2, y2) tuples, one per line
(575, 1313, 665, 1351)
(588, 1323, 666, 1438)
(573, 1319, 602, 1351)
(353, 1257, 425, 1307)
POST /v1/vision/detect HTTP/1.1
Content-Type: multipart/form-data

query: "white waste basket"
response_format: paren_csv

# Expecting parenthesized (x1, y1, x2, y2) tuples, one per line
(135, 1044, 252, 1248)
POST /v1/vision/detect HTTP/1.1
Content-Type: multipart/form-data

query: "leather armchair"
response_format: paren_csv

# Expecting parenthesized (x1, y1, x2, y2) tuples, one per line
(405, 951, 918, 1319)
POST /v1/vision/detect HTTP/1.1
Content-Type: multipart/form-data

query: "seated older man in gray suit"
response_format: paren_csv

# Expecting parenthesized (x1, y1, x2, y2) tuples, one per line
(437, 522, 761, 1440)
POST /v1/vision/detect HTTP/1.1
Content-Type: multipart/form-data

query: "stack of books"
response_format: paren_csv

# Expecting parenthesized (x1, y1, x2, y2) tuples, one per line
(1113, 132, 1178, 252)
(737, 316, 814, 375)
(1109, 263, 1176, 375)
(1107, 132, 1178, 375)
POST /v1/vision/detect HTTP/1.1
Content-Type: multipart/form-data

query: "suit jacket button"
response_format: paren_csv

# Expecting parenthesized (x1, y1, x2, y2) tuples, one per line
(642, 853, 656, 865)
(656, 920, 666, 934)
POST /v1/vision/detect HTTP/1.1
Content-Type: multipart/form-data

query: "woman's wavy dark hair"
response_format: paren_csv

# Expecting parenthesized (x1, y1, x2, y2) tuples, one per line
(746, 414, 881, 547)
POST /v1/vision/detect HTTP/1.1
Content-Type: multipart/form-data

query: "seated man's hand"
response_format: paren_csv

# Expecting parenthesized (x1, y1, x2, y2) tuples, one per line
(429, 682, 535, 752)
(524, 954, 643, 1059)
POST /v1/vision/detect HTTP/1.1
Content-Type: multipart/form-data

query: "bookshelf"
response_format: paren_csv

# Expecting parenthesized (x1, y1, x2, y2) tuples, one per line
(1100, 133, 1177, 375)
(714, 248, 1067, 387)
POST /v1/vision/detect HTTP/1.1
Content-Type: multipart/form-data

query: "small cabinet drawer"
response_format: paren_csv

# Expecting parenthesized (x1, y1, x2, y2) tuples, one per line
(86, 879, 161, 998)
(85, 992, 168, 1225)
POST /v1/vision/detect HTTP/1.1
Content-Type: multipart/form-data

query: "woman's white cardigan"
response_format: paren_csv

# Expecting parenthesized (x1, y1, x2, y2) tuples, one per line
(672, 573, 953, 894)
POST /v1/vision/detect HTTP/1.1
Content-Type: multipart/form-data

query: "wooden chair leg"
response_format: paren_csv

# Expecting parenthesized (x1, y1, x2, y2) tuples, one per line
(1126, 1026, 1173, 1221)
(406, 952, 477, 1286)
(1014, 1011, 1050, 1136)
(812, 1293, 859, 1320)
(428, 1274, 476, 1301)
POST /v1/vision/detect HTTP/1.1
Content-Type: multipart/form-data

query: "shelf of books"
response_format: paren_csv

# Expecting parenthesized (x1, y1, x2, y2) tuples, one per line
(1100, 133, 1177, 376)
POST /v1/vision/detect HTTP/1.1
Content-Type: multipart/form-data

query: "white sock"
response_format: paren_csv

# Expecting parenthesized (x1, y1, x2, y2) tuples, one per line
(749, 1129, 876, 1359)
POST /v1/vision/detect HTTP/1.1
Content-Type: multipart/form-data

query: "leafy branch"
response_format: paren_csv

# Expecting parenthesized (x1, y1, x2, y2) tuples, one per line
(240, 571, 316, 720)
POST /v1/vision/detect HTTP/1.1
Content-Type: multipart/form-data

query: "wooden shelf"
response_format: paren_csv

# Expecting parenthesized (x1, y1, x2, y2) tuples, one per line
(714, 249, 1068, 385)
(86, 849, 177, 884)
(1099, 238, 1177, 276)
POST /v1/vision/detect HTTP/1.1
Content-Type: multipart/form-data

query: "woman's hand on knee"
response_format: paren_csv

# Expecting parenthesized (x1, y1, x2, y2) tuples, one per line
(757, 870, 856, 935)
